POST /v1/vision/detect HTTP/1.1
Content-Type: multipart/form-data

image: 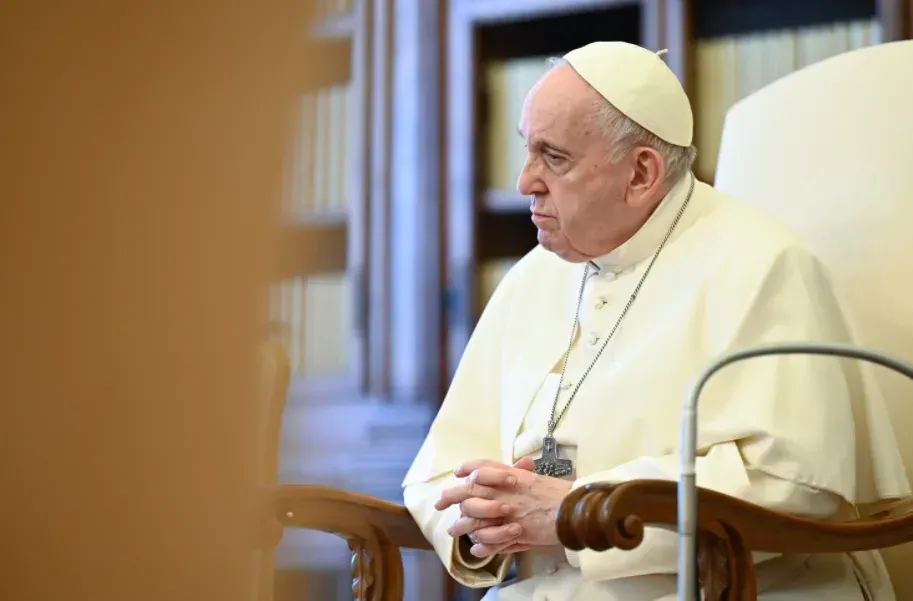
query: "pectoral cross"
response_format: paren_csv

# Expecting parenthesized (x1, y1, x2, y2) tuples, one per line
(533, 435, 573, 478)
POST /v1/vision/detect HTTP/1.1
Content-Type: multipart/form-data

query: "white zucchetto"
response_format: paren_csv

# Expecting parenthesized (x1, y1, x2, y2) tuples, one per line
(563, 41, 693, 147)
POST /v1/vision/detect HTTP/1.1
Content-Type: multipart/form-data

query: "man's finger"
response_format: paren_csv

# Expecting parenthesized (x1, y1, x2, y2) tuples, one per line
(454, 459, 510, 478)
(512, 457, 535, 472)
(469, 523, 522, 546)
(433, 481, 497, 511)
(447, 517, 501, 538)
(459, 497, 510, 519)
(468, 465, 518, 488)
(469, 539, 527, 558)
(468, 542, 499, 558)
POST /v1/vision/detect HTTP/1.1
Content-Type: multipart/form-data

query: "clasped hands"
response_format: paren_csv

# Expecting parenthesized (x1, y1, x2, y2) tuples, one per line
(434, 457, 572, 558)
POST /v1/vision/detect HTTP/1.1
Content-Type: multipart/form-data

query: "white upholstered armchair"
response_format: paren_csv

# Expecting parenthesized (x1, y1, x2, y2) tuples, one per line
(711, 38, 913, 598)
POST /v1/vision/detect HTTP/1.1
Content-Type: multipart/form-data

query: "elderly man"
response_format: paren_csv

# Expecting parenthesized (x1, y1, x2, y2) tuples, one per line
(402, 42, 909, 600)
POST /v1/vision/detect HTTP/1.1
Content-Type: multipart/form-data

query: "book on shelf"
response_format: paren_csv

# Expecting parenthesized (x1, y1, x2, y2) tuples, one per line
(288, 82, 351, 217)
(272, 78, 354, 377)
(483, 55, 552, 195)
(694, 18, 881, 179)
(270, 274, 353, 377)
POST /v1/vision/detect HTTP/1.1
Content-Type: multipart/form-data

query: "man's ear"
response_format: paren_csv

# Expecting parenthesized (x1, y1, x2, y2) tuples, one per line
(626, 147, 665, 209)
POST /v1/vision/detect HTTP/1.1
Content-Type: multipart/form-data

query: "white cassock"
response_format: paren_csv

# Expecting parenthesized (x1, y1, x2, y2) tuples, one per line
(402, 174, 911, 601)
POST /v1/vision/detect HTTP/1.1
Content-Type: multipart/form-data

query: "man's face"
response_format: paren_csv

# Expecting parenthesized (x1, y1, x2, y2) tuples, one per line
(517, 65, 639, 263)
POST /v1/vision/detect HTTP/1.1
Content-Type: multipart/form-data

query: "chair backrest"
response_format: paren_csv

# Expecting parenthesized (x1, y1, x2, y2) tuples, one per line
(713, 39, 913, 598)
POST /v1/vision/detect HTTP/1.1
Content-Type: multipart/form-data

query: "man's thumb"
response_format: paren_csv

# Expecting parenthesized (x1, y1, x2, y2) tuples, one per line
(513, 457, 535, 471)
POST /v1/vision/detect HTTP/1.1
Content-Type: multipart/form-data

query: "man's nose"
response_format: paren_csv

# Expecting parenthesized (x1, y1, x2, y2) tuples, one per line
(516, 159, 546, 196)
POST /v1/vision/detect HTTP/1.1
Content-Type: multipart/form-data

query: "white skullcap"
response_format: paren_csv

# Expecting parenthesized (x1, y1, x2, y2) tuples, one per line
(563, 41, 693, 147)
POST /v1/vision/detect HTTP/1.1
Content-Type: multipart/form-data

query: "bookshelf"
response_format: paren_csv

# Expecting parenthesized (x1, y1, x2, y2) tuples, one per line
(271, 0, 370, 395)
(270, 2, 380, 600)
(442, 0, 911, 382)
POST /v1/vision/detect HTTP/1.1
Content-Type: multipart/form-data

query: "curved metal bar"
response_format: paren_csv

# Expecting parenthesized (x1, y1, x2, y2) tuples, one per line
(678, 341, 913, 601)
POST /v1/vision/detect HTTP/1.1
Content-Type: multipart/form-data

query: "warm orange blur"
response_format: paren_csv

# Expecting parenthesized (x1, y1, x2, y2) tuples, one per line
(0, 2, 309, 600)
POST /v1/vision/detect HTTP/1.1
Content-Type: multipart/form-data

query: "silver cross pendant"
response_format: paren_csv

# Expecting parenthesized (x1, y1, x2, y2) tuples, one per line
(533, 435, 573, 478)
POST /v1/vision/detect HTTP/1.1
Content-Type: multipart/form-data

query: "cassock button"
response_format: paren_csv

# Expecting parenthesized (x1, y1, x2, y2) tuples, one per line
(560, 380, 572, 391)
(595, 297, 607, 309)
(587, 333, 600, 346)
(545, 563, 558, 575)
(602, 271, 616, 282)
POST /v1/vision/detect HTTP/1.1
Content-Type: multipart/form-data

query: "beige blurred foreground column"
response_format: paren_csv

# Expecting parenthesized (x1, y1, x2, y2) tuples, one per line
(0, 2, 309, 601)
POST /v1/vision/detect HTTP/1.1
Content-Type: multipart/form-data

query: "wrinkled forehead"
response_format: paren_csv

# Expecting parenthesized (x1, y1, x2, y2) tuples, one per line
(518, 64, 599, 143)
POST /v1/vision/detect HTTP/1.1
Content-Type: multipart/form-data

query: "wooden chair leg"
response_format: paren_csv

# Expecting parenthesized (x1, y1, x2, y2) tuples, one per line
(698, 526, 758, 601)
(349, 525, 406, 601)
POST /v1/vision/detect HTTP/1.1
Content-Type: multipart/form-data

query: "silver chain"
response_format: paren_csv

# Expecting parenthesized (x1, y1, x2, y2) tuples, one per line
(546, 174, 696, 436)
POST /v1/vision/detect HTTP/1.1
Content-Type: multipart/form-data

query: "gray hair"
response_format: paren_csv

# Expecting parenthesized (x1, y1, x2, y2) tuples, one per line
(547, 57, 697, 184)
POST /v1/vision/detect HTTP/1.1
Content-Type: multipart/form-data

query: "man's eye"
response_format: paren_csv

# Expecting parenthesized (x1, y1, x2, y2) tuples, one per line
(545, 153, 563, 162)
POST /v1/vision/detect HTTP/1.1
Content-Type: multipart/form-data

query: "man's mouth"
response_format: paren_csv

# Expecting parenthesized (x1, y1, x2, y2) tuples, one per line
(531, 213, 555, 226)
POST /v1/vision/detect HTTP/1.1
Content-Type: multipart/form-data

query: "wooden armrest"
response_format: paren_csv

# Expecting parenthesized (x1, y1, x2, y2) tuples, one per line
(556, 479, 913, 554)
(265, 484, 430, 601)
(270, 484, 431, 550)
(555, 479, 913, 601)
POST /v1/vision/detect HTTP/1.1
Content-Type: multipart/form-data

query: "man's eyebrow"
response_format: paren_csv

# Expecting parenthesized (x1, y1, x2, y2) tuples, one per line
(523, 135, 571, 156)
(519, 127, 572, 153)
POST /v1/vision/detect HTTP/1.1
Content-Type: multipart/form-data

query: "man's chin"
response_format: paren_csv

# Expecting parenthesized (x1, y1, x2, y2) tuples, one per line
(537, 230, 559, 252)
(537, 231, 588, 263)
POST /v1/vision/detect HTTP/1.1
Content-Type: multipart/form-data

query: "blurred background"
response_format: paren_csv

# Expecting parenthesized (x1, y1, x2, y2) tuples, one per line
(271, 0, 911, 599)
